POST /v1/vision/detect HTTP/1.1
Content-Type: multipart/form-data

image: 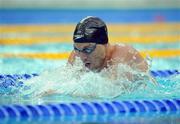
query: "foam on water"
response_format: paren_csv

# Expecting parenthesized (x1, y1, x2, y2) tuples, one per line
(1, 57, 179, 104)
(19, 57, 154, 99)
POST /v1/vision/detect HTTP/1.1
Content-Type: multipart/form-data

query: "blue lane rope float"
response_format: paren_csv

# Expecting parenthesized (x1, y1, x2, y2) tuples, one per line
(0, 99, 179, 119)
(150, 70, 179, 77)
(0, 70, 179, 120)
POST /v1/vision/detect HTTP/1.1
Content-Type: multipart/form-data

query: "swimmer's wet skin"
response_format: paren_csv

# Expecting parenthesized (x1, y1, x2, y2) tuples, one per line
(68, 16, 148, 74)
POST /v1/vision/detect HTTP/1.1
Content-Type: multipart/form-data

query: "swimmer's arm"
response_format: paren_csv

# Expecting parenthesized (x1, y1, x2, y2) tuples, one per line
(125, 46, 157, 84)
(125, 46, 148, 72)
(109, 46, 147, 80)
(111, 45, 148, 72)
(109, 46, 157, 84)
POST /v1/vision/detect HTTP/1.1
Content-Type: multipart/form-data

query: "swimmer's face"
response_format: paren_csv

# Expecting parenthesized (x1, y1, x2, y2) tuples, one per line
(74, 43, 106, 71)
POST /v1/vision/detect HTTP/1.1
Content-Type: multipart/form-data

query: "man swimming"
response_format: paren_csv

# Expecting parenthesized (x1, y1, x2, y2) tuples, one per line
(39, 16, 152, 97)
(68, 16, 148, 73)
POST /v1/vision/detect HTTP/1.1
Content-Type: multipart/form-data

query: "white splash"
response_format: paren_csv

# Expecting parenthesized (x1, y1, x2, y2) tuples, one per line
(21, 57, 154, 99)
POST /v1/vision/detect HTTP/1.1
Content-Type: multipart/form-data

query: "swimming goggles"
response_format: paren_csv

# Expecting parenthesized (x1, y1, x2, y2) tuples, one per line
(74, 44, 96, 54)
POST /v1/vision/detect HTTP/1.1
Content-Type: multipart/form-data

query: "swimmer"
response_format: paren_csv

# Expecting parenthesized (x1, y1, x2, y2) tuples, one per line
(68, 16, 148, 76)
(39, 16, 155, 97)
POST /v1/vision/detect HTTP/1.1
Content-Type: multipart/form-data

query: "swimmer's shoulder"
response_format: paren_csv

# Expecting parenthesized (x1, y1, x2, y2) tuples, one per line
(113, 43, 140, 55)
(110, 43, 130, 58)
(114, 43, 132, 50)
(110, 43, 139, 62)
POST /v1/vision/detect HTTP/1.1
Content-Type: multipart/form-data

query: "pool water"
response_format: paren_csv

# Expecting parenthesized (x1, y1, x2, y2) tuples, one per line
(0, 9, 180, 123)
(0, 64, 180, 104)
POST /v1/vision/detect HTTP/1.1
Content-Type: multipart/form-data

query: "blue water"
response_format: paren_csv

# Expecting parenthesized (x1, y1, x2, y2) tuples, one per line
(0, 9, 180, 123)
(0, 9, 179, 24)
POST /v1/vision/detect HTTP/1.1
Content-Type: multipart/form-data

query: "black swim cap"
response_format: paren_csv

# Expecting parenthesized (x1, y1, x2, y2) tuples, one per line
(73, 16, 108, 44)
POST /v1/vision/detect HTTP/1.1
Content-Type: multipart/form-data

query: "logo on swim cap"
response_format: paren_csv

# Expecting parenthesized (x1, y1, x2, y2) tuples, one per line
(73, 16, 108, 44)
(74, 34, 84, 40)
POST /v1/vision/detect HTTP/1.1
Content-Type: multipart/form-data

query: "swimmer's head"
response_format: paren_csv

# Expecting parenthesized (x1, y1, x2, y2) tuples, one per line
(73, 16, 109, 71)
(73, 16, 108, 44)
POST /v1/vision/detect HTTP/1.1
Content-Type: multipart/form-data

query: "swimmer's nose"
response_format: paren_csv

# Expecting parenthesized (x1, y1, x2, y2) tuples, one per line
(79, 52, 88, 61)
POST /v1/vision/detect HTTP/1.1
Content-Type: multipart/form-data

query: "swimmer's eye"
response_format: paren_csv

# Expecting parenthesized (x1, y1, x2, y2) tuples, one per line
(83, 46, 96, 54)
(74, 44, 96, 54)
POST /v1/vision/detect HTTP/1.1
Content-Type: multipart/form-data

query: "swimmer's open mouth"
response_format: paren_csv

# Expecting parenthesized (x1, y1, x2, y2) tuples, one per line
(85, 62, 91, 67)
